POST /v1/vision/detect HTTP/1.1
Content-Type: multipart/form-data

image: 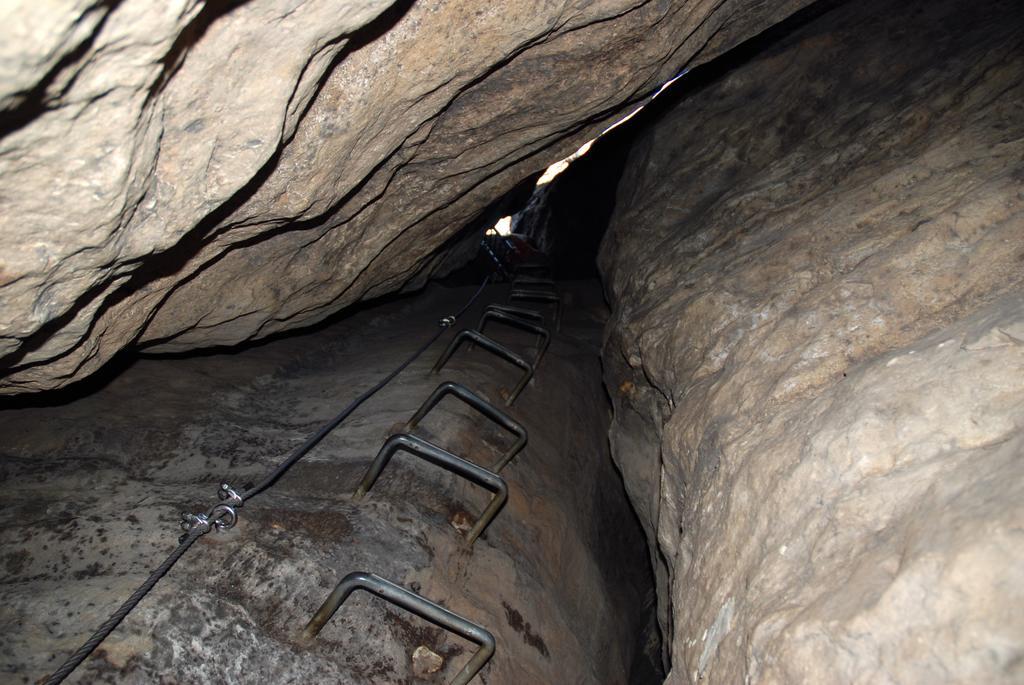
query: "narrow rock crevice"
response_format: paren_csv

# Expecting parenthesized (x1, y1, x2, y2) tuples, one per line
(529, 0, 1024, 681)
(2, 0, 1023, 682)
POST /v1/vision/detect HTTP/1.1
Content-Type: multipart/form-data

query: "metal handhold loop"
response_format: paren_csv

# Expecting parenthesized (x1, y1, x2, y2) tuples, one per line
(301, 572, 495, 685)
(482, 304, 545, 324)
(406, 381, 527, 472)
(476, 310, 550, 367)
(209, 504, 238, 531)
(430, 329, 535, 406)
(353, 433, 508, 546)
(507, 288, 561, 331)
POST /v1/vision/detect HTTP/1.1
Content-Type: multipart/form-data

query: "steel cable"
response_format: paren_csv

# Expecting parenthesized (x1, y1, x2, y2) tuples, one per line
(43, 275, 492, 684)
(242, 274, 491, 500)
(43, 529, 203, 685)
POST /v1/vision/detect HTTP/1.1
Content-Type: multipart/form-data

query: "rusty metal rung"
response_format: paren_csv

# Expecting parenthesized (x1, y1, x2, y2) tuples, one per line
(300, 571, 495, 685)
(406, 381, 527, 472)
(507, 289, 561, 332)
(477, 310, 551, 367)
(353, 433, 508, 545)
(431, 329, 535, 406)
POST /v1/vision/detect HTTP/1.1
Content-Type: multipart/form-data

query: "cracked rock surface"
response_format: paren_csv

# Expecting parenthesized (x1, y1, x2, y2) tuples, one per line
(0, 0, 810, 394)
(594, 0, 1024, 681)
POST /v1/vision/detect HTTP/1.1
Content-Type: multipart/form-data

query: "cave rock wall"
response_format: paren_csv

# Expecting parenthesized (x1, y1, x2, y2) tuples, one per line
(0, 0, 812, 394)
(598, 0, 1024, 681)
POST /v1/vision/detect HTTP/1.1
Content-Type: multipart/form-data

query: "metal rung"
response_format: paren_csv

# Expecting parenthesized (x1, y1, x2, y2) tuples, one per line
(512, 276, 556, 288)
(483, 304, 545, 324)
(477, 310, 550, 367)
(514, 260, 551, 273)
(431, 329, 535, 406)
(353, 433, 507, 545)
(511, 285, 558, 301)
(406, 381, 527, 472)
(507, 289, 561, 331)
(300, 571, 495, 685)
(510, 282, 557, 298)
(508, 287, 560, 300)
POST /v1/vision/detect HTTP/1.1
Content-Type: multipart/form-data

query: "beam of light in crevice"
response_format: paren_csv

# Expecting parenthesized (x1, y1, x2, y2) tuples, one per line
(484, 215, 513, 236)
(535, 67, 690, 187)
(484, 68, 690, 238)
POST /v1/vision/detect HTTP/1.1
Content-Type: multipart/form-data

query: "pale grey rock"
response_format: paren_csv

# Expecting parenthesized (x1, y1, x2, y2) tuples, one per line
(0, 0, 810, 393)
(0, 283, 658, 683)
(596, 0, 1024, 681)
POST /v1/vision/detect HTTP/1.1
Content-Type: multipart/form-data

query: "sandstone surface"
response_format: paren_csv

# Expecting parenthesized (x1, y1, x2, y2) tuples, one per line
(0, 0, 809, 393)
(595, 0, 1024, 680)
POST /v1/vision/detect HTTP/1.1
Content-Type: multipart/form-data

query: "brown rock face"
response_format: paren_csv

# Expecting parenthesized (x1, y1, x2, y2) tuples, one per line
(597, 0, 1024, 681)
(0, 0, 810, 394)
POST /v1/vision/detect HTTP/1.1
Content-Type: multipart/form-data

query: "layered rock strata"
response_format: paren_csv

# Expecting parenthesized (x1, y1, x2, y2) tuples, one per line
(0, 0, 810, 394)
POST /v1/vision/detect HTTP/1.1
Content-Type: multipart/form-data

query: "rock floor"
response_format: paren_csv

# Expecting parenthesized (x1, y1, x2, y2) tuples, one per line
(0, 281, 657, 684)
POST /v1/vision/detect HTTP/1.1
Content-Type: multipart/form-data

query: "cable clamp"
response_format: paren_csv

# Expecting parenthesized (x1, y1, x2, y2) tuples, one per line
(179, 483, 243, 542)
(217, 482, 244, 507)
(438, 315, 456, 328)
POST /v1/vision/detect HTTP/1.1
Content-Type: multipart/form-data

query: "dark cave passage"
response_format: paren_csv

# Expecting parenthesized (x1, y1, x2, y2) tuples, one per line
(2, 0, 1024, 683)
